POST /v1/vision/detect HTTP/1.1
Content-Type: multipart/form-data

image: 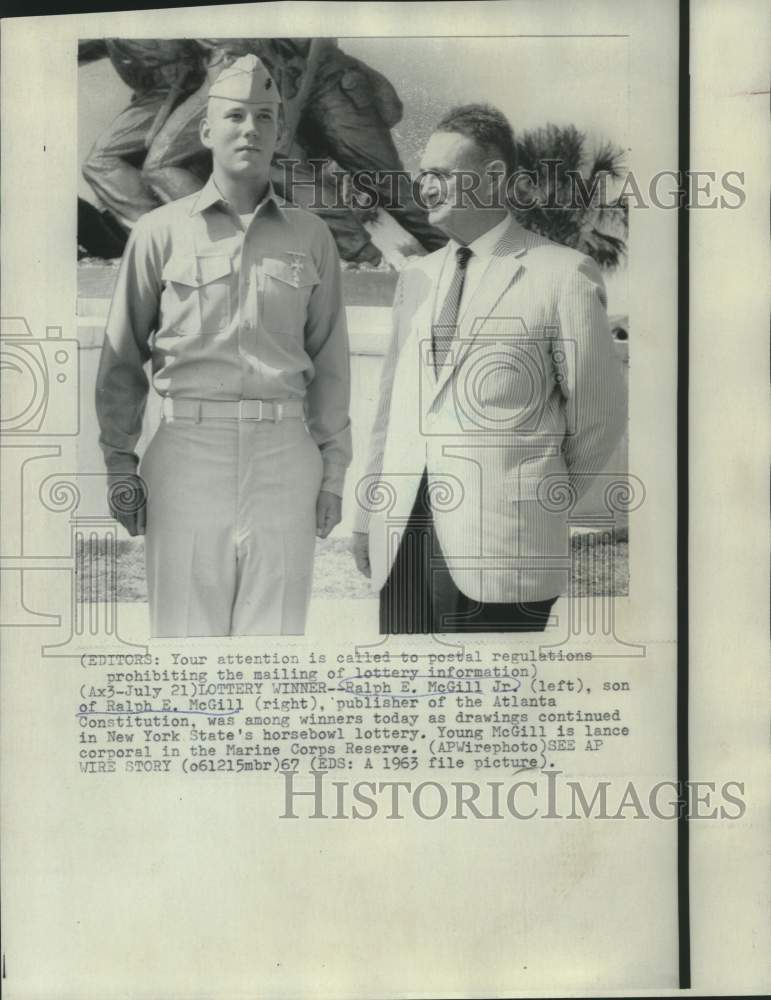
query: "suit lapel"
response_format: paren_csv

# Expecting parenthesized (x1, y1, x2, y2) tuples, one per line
(411, 250, 444, 343)
(402, 250, 448, 413)
(429, 220, 531, 406)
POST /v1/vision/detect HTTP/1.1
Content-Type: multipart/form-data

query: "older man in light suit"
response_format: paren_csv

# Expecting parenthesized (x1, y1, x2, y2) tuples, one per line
(352, 104, 626, 633)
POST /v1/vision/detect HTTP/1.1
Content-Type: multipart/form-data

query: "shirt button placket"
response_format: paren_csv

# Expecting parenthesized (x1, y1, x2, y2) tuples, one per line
(239, 232, 255, 357)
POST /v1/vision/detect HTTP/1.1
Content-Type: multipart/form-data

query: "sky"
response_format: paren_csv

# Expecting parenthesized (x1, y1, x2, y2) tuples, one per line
(345, 36, 629, 169)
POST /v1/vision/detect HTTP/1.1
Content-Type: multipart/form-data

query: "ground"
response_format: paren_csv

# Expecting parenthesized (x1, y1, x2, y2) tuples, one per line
(77, 533, 629, 602)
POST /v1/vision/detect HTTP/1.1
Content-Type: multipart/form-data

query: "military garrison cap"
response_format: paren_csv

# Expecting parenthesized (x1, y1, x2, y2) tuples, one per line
(208, 53, 281, 104)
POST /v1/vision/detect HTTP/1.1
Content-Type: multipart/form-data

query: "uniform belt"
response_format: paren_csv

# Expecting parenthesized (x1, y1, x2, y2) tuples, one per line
(161, 398, 304, 422)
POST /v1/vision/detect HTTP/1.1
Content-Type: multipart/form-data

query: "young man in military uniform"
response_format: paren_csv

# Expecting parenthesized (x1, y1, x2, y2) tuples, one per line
(95, 55, 352, 637)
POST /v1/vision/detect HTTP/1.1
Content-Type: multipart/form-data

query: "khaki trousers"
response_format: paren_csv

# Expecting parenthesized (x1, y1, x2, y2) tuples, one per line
(140, 414, 323, 637)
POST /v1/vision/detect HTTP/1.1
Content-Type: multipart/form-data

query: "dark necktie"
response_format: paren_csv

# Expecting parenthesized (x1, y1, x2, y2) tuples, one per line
(432, 245, 473, 375)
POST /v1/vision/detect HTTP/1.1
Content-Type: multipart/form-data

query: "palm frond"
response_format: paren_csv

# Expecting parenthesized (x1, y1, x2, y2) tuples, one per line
(514, 124, 628, 270)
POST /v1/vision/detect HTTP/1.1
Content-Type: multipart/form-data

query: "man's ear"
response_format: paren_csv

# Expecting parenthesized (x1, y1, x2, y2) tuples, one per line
(486, 157, 508, 204)
(508, 170, 541, 210)
(199, 115, 213, 150)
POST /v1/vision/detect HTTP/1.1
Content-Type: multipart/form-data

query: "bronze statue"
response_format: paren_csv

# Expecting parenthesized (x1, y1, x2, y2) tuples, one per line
(79, 38, 445, 263)
(78, 40, 206, 226)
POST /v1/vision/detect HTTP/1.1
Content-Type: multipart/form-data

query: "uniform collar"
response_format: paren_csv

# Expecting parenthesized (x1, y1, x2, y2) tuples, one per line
(190, 175, 287, 220)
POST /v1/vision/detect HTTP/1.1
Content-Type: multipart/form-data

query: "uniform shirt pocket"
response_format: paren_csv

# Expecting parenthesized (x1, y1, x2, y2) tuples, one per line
(160, 254, 233, 334)
(260, 257, 320, 337)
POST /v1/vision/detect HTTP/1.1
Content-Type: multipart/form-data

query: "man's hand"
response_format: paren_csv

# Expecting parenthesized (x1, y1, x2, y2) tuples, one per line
(316, 490, 342, 539)
(107, 472, 147, 537)
(351, 531, 371, 578)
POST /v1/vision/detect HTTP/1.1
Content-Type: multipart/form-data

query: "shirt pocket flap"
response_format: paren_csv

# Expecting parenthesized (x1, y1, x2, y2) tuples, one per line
(262, 257, 320, 288)
(161, 256, 199, 287)
(195, 255, 232, 286)
(162, 255, 231, 287)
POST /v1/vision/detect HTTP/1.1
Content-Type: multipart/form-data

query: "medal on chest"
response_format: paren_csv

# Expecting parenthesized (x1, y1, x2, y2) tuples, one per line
(285, 252, 306, 287)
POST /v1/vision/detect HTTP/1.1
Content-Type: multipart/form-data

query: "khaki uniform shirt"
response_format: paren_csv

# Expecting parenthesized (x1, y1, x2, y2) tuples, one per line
(95, 176, 352, 496)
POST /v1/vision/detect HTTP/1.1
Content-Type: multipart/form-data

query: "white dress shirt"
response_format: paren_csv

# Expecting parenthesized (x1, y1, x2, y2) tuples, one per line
(433, 213, 513, 321)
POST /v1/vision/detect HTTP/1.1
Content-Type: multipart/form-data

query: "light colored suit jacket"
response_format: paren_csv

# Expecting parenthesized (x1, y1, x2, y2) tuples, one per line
(354, 220, 626, 603)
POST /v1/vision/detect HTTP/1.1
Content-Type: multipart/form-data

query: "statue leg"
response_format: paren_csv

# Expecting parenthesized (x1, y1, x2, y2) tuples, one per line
(142, 83, 210, 203)
(301, 77, 447, 252)
(81, 88, 165, 226)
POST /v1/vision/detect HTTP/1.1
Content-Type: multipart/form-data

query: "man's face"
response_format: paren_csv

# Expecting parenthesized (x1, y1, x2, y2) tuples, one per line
(200, 99, 280, 180)
(417, 130, 491, 232)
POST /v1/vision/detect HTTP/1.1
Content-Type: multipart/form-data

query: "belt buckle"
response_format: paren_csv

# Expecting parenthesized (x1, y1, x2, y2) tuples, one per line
(239, 399, 263, 421)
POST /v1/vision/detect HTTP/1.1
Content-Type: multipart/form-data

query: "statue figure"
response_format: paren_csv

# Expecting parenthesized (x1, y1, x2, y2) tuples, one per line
(78, 39, 207, 226)
(79, 38, 446, 263)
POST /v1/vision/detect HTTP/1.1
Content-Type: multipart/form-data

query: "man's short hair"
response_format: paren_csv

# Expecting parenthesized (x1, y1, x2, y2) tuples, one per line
(435, 103, 517, 173)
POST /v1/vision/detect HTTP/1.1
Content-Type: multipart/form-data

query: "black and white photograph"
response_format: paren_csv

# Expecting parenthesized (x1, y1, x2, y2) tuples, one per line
(76, 30, 632, 639)
(1, 2, 769, 999)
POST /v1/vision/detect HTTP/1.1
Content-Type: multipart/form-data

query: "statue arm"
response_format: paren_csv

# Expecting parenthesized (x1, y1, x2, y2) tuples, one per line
(78, 39, 108, 65)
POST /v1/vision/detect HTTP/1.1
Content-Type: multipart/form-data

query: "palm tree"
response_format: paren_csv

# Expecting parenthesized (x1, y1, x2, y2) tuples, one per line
(513, 124, 628, 270)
